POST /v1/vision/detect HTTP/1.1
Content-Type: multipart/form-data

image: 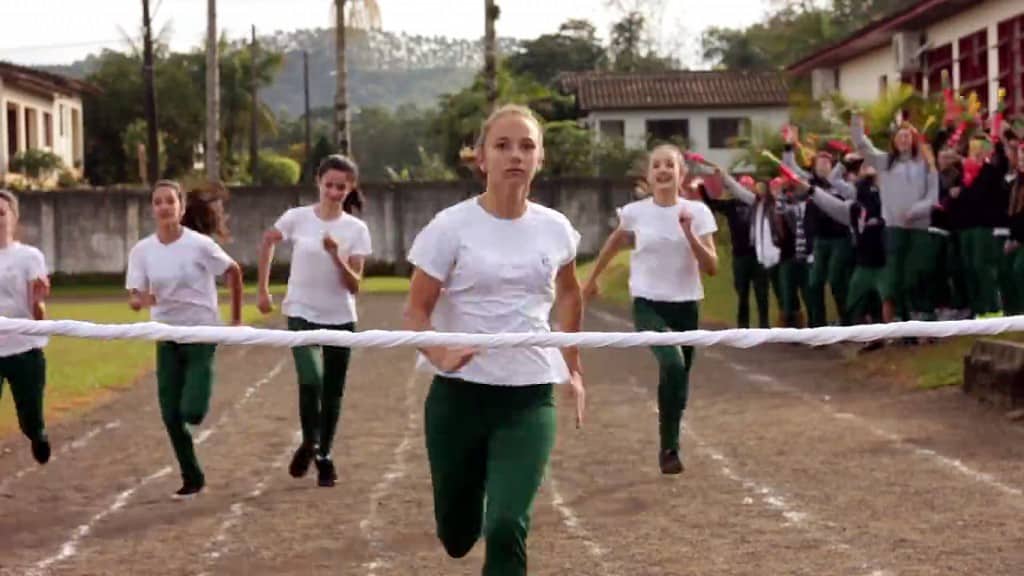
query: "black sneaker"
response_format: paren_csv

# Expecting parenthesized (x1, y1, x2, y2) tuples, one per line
(316, 457, 338, 487)
(659, 449, 684, 475)
(31, 436, 51, 465)
(289, 442, 316, 478)
(172, 477, 205, 500)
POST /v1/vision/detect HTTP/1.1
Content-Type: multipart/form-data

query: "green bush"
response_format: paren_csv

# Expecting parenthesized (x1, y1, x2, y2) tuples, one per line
(256, 151, 301, 186)
(10, 149, 64, 183)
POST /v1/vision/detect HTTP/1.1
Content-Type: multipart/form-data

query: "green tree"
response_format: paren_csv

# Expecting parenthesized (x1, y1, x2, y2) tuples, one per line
(541, 120, 597, 177)
(431, 67, 574, 173)
(216, 40, 285, 179)
(609, 12, 676, 72)
(507, 19, 608, 85)
(83, 50, 145, 184)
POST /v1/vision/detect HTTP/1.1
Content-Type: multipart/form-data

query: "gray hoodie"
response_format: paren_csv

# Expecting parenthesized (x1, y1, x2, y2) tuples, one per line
(851, 117, 938, 231)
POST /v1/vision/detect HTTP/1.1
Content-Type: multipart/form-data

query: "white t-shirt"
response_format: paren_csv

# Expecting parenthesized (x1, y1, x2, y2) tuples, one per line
(618, 197, 717, 303)
(125, 228, 235, 326)
(275, 206, 372, 325)
(408, 198, 580, 386)
(0, 243, 49, 357)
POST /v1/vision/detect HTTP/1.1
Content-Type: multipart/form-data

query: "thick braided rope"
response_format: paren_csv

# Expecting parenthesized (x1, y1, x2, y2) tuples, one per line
(2, 316, 1024, 348)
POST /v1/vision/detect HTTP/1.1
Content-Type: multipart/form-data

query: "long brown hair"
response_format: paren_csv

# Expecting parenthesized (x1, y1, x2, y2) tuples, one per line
(1011, 145, 1024, 216)
(887, 125, 921, 169)
(181, 182, 231, 242)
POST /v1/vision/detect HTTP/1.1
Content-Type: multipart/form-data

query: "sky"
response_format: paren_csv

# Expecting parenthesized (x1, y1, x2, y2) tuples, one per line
(0, 0, 775, 67)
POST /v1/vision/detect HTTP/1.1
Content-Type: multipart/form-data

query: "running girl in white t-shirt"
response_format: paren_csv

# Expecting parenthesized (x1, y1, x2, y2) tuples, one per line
(0, 189, 52, 465)
(403, 104, 585, 576)
(126, 181, 243, 498)
(257, 154, 372, 487)
(583, 144, 719, 475)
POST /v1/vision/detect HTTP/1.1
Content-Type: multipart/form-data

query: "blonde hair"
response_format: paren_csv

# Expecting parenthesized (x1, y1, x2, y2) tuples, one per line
(469, 104, 546, 180)
(152, 179, 184, 203)
(475, 104, 545, 151)
(0, 189, 18, 218)
(646, 143, 687, 175)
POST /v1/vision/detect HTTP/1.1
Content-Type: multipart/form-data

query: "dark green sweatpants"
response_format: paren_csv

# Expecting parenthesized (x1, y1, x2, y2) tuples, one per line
(780, 259, 810, 327)
(633, 298, 698, 452)
(287, 317, 354, 458)
(808, 236, 853, 326)
(425, 376, 556, 576)
(0, 348, 47, 443)
(846, 266, 888, 322)
(733, 253, 770, 329)
(157, 342, 217, 485)
(884, 228, 936, 320)
(908, 231, 943, 320)
(998, 244, 1021, 315)
(961, 227, 1000, 315)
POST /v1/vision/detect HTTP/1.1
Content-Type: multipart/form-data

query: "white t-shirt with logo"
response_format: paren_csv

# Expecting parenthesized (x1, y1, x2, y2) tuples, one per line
(125, 228, 235, 326)
(618, 197, 717, 303)
(408, 198, 581, 386)
(0, 243, 49, 357)
(274, 206, 372, 325)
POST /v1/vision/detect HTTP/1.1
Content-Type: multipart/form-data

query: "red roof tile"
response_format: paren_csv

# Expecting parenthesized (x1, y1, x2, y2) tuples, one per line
(0, 61, 99, 97)
(560, 71, 790, 111)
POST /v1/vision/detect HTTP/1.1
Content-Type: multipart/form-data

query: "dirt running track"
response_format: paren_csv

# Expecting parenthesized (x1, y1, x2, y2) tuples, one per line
(2, 295, 1024, 575)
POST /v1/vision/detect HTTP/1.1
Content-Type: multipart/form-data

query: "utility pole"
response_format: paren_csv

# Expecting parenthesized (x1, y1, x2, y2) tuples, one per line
(249, 25, 259, 183)
(142, 0, 160, 183)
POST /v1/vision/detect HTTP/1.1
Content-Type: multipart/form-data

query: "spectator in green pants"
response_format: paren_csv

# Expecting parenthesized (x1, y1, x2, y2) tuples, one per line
(126, 180, 243, 499)
(257, 154, 372, 487)
(699, 175, 769, 328)
(851, 114, 939, 322)
(783, 132, 856, 327)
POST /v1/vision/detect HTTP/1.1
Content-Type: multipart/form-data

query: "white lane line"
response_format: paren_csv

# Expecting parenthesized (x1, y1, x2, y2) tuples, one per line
(29, 357, 287, 574)
(362, 367, 420, 576)
(0, 420, 122, 497)
(547, 473, 615, 575)
(196, 429, 303, 576)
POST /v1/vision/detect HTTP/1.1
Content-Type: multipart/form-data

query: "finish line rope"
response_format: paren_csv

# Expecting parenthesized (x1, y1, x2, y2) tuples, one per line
(2, 316, 1024, 349)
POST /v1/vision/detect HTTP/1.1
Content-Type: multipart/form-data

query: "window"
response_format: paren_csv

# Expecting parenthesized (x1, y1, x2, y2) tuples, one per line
(599, 119, 625, 141)
(958, 28, 989, 110)
(59, 105, 64, 137)
(879, 74, 889, 96)
(43, 112, 53, 148)
(998, 14, 1024, 117)
(923, 43, 953, 96)
(709, 117, 750, 149)
(645, 118, 689, 145)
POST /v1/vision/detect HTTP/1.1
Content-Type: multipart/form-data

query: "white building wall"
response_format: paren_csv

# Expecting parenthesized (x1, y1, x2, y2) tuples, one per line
(834, 0, 1023, 112)
(0, 82, 84, 176)
(589, 106, 790, 168)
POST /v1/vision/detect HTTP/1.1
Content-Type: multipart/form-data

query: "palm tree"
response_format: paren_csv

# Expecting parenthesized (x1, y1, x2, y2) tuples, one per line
(334, 0, 381, 156)
(484, 0, 499, 111)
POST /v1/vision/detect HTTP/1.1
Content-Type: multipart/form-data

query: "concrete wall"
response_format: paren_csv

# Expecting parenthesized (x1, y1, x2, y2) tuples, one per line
(13, 178, 636, 276)
(587, 106, 790, 169)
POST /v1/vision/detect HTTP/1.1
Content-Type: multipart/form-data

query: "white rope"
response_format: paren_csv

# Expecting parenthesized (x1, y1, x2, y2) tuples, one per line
(2, 316, 1024, 349)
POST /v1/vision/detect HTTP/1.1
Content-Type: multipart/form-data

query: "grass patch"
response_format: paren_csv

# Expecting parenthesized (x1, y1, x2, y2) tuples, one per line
(577, 216, 780, 326)
(577, 216, 993, 390)
(50, 276, 411, 300)
(0, 302, 268, 437)
(3, 277, 409, 437)
(857, 332, 1024, 390)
